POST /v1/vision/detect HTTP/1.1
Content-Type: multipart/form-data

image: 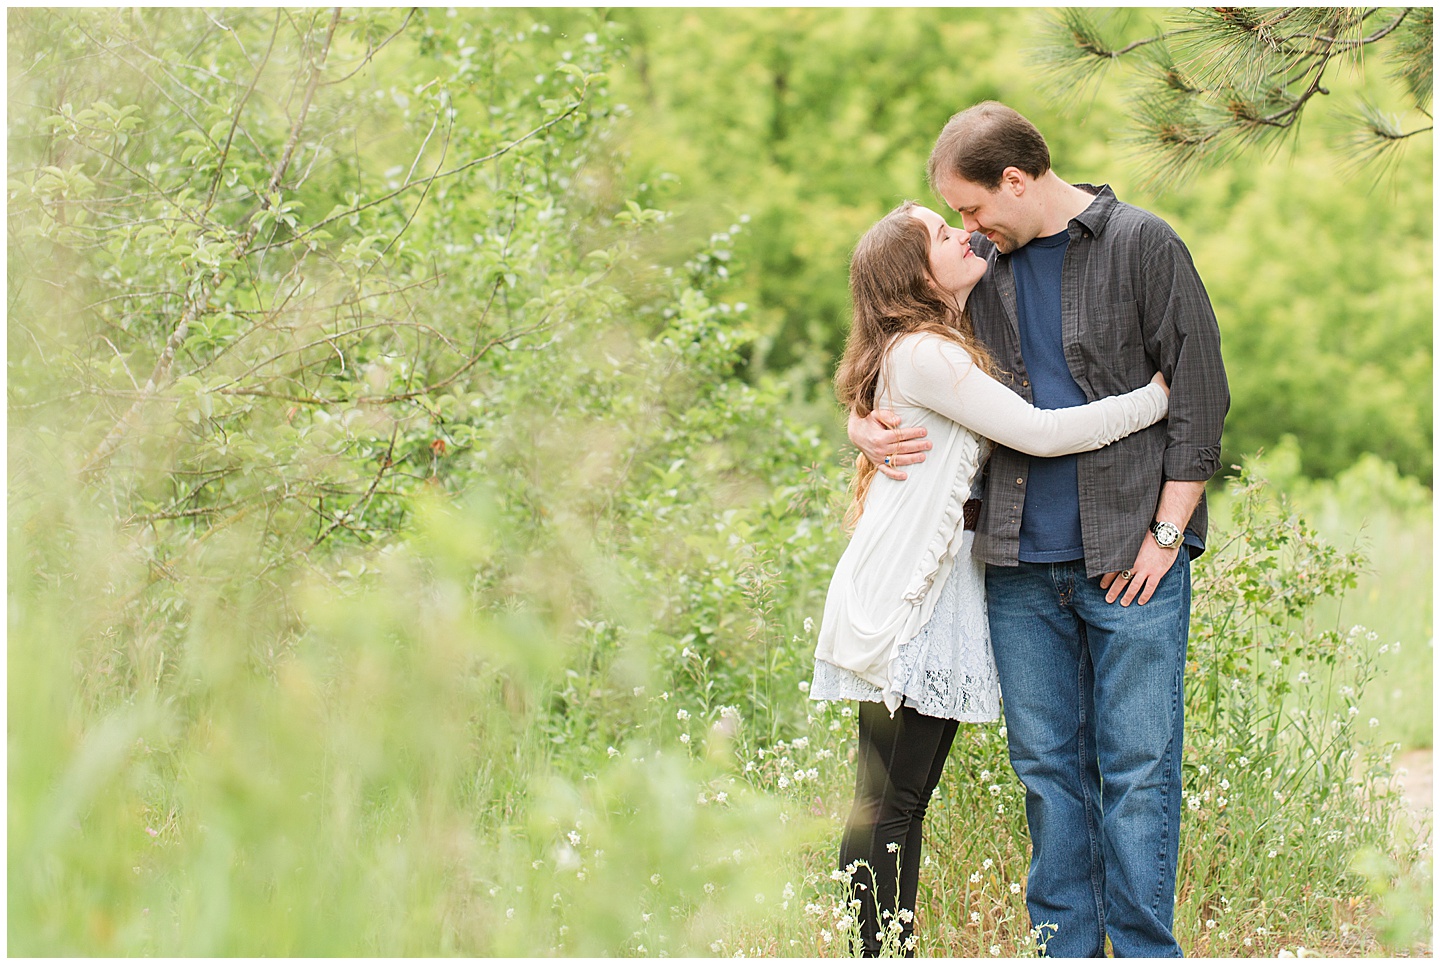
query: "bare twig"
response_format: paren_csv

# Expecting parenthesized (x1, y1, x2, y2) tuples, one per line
(205, 11, 281, 215)
(322, 8, 416, 86)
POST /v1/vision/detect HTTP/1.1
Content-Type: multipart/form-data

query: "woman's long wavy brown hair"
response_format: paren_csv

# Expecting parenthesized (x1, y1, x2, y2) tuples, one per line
(835, 201, 1001, 530)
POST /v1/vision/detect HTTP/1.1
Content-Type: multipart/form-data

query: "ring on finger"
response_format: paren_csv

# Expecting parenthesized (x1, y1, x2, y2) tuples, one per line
(1120, 569, 1133, 580)
(883, 455, 892, 466)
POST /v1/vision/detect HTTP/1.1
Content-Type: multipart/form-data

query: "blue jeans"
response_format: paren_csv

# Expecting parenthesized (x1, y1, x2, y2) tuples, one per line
(986, 554, 1190, 957)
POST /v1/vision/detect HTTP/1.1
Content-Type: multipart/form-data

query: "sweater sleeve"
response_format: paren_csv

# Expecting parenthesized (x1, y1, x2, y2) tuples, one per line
(890, 335, 1168, 457)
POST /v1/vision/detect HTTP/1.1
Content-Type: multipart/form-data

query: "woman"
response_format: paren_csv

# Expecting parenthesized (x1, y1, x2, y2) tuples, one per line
(810, 201, 1169, 956)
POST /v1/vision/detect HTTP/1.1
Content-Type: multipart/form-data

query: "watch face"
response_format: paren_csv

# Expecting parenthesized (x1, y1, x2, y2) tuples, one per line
(1153, 521, 1181, 547)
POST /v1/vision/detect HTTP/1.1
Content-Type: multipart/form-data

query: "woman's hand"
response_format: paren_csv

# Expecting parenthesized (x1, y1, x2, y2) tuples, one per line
(1150, 370, 1170, 397)
(847, 409, 930, 481)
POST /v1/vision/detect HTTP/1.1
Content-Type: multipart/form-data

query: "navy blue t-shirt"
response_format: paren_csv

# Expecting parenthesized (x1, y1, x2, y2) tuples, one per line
(1012, 229, 1085, 563)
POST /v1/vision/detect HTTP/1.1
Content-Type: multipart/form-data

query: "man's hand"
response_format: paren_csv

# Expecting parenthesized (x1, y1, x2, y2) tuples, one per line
(1100, 535, 1180, 606)
(848, 409, 930, 481)
(1099, 479, 1206, 606)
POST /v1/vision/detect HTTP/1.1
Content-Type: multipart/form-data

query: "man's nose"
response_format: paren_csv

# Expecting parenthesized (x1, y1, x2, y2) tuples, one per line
(959, 213, 978, 232)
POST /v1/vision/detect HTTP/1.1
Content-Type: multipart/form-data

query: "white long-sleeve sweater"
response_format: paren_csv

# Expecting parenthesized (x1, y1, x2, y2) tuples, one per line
(814, 332, 1169, 709)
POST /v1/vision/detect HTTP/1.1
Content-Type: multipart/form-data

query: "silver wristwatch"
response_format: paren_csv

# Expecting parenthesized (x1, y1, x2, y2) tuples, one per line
(1150, 520, 1182, 549)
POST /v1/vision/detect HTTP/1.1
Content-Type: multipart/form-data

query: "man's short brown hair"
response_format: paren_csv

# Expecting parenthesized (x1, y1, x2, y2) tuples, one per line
(927, 101, 1051, 192)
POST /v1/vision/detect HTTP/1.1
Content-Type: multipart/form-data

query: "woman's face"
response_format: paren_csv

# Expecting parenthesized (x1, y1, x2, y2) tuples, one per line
(911, 206, 986, 297)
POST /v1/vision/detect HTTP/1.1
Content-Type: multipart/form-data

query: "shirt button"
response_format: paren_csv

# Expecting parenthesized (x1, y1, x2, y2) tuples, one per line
(1016, 478, 1024, 486)
(1021, 379, 1030, 387)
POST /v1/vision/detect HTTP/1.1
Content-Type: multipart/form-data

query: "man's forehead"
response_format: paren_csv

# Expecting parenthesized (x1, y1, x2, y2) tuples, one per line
(936, 175, 995, 208)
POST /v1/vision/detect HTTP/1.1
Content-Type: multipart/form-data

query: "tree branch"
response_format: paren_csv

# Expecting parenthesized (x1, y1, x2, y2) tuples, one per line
(80, 8, 344, 479)
(204, 11, 280, 215)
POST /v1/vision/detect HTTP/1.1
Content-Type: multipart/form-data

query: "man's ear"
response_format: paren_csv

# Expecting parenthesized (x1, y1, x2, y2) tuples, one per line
(1001, 166, 1027, 196)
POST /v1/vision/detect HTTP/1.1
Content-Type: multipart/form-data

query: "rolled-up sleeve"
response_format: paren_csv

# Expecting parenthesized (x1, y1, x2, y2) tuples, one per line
(1141, 231, 1229, 482)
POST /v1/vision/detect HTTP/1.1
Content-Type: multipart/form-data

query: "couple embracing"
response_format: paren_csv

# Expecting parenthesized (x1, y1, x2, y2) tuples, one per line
(811, 102, 1229, 957)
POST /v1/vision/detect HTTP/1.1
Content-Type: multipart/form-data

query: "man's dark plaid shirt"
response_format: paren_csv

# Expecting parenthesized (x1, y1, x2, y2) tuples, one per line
(967, 184, 1229, 578)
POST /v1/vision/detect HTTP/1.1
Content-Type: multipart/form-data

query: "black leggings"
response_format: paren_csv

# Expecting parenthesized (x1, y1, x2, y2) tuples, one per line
(839, 701, 959, 957)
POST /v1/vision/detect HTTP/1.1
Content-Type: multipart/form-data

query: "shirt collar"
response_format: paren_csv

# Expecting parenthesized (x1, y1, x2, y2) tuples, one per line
(1070, 183, 1117, 237)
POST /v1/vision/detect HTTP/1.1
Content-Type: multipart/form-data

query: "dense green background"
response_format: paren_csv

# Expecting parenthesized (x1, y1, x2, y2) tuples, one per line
(606, 7, 1433, 483)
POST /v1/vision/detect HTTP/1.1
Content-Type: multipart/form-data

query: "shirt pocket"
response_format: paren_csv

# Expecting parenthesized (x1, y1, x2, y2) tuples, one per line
(1077, 299, 1148, 387)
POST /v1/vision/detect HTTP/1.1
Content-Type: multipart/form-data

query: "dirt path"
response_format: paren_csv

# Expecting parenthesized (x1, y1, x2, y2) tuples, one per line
(1395, 748, 1433, 846)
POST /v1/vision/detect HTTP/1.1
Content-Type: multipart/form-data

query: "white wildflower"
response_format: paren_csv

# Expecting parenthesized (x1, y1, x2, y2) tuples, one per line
(886, 842, 899, 853)
(676, 708, 690, 721)
(679, 733, 690, 744)
(1011, 882, 1021, 894)
(803, 617, 815, 634)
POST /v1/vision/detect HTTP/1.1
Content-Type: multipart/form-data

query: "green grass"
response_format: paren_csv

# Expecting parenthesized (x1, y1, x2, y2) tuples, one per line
(9, 443, 1430, 956)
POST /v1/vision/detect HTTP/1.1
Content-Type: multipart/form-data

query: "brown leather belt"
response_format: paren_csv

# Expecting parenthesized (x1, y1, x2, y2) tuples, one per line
(963, 499, 981, 532)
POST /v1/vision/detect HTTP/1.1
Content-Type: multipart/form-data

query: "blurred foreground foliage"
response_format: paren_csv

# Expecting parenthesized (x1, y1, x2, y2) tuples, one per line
(8, 6, 1430, 956)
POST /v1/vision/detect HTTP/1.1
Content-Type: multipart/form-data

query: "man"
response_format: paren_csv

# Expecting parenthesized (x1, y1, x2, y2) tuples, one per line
(849, 102, 1228, 956)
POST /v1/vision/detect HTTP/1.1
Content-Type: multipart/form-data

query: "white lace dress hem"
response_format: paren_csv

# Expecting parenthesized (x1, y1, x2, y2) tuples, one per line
(810, 532, 999, 722)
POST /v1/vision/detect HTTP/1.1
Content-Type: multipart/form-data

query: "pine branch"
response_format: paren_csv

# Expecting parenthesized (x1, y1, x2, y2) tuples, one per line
(1388, 7, 1433, 109)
